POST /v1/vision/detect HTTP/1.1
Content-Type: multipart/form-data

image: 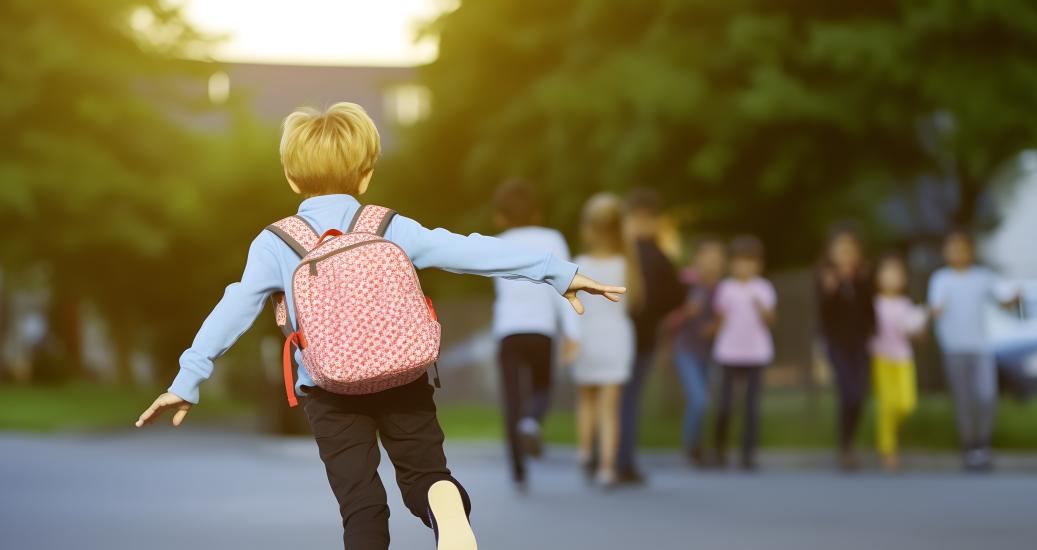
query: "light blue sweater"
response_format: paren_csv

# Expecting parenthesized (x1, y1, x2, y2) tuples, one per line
(169, 194, 579, 404)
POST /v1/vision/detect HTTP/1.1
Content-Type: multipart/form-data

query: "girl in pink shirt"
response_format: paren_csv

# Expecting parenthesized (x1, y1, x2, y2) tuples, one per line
(871, 254, 927, 471)
(712, 235, 776, 470)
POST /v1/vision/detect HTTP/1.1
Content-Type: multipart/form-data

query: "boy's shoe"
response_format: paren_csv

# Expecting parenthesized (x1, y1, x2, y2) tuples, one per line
(517, 418, 543, 458)
(963, 447, 994, 473)
(686, 446, 706, 469)
(839, 450, 860, 472)
(580, 458, 596, 484)
(428, 480, 478, 550)
(615, 468, 647, 486)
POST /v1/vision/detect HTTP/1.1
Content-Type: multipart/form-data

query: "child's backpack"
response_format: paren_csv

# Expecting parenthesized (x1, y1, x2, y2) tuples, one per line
(266, 205, 441, 407)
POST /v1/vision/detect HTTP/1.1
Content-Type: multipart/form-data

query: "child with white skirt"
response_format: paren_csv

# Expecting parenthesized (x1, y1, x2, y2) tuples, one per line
(572, 193, 635, 486)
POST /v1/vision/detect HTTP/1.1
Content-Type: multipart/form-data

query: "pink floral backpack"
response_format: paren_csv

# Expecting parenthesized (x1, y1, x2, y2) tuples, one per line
(266, 204, 441, 407)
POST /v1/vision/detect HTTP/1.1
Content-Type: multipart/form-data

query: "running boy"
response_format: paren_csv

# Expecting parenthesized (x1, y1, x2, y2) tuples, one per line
(133, 103, 624, 550)
(712, 235, 776, 471)
(928, 230, 1017, 471)
(491, 178, 580, 490)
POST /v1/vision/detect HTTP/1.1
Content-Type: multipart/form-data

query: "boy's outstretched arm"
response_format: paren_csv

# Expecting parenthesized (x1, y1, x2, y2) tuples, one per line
(546, 234, 581, 362)
(388, 215, 624, 312)
(136, 234, 282, 427)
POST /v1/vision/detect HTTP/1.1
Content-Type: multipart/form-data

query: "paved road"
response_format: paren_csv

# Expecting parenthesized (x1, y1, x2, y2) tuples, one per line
(2, 429, 1035, 550)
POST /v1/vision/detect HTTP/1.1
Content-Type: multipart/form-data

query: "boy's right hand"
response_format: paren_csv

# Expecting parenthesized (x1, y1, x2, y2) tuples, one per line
(564, 273, 626, 314)
(135, 392, 192, 428)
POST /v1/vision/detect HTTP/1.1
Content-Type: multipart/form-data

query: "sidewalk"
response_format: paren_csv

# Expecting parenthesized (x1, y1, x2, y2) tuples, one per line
(3, 429, 1036, 550)
(453, 439, 1037, 473)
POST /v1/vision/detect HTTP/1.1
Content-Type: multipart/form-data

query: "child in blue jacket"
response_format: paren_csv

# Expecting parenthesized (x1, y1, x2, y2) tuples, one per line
(134, 103, 624, 550)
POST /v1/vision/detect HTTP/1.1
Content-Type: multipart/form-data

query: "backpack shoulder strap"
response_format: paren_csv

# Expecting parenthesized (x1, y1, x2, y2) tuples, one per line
(346, 204, 397, 236)
(265, 215, 320, 258)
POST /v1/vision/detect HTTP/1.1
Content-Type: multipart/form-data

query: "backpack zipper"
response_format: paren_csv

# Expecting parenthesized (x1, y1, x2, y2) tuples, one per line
(300, 238, 379, 277)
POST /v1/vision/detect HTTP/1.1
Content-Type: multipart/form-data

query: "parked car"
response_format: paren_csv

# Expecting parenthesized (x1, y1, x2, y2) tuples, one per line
(989, 279, 1037, 399)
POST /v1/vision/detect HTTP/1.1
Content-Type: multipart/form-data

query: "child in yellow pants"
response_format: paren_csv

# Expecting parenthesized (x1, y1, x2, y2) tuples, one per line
(870, 255, 927, 471)
(872, 356, 917, 458)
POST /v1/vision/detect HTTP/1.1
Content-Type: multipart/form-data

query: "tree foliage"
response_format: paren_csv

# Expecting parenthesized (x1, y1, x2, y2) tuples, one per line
(391, 0, 1037, 263)
(0, 0, 288, 381)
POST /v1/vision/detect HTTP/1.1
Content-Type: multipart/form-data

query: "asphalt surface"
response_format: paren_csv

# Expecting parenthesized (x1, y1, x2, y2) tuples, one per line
(2, 429, 1036, 550)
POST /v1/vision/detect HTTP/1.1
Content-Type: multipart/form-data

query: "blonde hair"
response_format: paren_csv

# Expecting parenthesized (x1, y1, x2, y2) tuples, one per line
(581, 193, 642, 312)
(581, 193, 624, 254)
(280, 102, 381, 196)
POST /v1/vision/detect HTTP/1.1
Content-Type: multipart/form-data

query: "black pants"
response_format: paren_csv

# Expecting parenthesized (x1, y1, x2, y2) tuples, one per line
(301, 374, 471, 550)
(826, 343, 870, 452)
(498, 333, 553, 482)
(714, 365, 764, 466)
(617, 350, 655, 474)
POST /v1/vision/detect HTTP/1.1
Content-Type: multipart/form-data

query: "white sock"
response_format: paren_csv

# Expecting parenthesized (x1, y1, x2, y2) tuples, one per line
(517, 417, 540, 436)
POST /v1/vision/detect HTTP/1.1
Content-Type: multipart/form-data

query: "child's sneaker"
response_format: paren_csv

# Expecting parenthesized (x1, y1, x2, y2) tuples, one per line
(580, 457, 596, 484)
(686, 445, 706, 469)
(595, 469, 618, 490)
(428, 480, 477, 550)
(964, 447, 994, 473)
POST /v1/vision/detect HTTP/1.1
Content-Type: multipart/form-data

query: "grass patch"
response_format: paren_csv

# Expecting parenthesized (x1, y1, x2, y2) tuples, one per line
(438, 390, 1037, 451)
(0, 382, 252, 432)
(4, 382, 1036, 451)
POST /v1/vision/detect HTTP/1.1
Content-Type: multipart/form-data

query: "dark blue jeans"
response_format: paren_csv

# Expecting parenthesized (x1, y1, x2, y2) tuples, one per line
(617, 351, 654, 474)
(673, 345, 711, 451)
(826, 342, 870, 452)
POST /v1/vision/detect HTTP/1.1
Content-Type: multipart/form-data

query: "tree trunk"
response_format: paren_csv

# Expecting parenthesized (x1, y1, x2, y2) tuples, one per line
(43, 282, 86, 382)
(0, 268, 8, 382)
(111, 315, 136, 387)
(953, 171, 982, 228)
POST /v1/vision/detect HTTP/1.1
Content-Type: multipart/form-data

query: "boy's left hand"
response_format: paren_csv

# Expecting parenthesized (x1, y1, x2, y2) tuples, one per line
(135, 392, 192, 428)
(564, 273, 626, 314)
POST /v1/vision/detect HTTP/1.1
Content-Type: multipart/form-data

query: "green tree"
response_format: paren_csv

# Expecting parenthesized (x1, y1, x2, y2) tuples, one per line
(391, 0, 1037, 263)
(0, 0, 288, 383)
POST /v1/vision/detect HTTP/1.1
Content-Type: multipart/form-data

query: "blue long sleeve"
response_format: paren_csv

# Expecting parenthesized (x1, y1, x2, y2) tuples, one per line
(167, 194, 579, 404)
(387, 215, 578, 295)
(168, 235, 282, 403)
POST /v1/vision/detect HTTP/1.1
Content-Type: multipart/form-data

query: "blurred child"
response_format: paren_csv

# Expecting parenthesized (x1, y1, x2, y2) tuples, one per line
(668, 238, 727, 466)
(571, 193, 635, 487)
(815, 224, 875, 470)
(928, 230, 1018, 471)
(712, 235, 776, 470)
(616, 188, 686, 483)
(492, 178, 580, 490)
(134, 103, 625, 550)
(870, 254, 928, 472)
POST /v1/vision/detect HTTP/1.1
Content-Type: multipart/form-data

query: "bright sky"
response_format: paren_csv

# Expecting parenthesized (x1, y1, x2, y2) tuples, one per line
(178, 0, 451, 66)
